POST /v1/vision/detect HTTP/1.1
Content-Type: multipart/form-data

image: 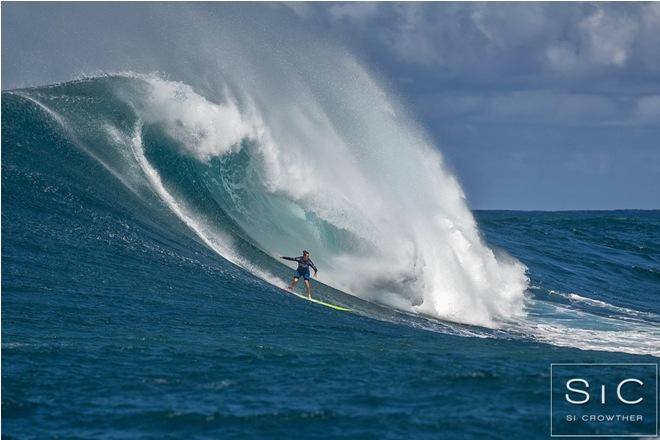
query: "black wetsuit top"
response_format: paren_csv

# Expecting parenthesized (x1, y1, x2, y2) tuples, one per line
(283, 256, 317, 274)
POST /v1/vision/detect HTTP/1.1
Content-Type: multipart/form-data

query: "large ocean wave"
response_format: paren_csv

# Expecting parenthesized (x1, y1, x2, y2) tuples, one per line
(7, 75, 659, 357)
(9, 73, 529, 328)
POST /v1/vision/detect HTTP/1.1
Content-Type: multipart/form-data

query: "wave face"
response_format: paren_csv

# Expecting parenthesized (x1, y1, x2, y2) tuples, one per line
(3, 3, 531, 327)
(7, 73, 528, 328)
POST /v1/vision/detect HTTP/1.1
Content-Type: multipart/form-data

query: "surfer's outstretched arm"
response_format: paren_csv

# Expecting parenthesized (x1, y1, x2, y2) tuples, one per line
(281, 256, 296, 261)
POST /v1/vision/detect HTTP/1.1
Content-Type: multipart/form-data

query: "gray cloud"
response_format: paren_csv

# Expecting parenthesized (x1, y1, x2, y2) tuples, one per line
(328, 2, 379, 23)
(415, 90, 660, 127)
(306, 3, 660, 77)
(289, 3, 660, 129)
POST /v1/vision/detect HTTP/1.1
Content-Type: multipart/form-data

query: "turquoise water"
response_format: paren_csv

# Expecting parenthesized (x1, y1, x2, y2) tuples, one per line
(2, 79, 659, 439)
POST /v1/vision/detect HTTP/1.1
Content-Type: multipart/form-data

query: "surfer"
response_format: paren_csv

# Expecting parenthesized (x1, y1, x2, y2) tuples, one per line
(281, 250, 318, 298)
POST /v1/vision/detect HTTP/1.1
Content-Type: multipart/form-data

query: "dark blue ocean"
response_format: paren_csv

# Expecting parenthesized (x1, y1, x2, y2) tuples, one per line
(2, 78, 659, 439)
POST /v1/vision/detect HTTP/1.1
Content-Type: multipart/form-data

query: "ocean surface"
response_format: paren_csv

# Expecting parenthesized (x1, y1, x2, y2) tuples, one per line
(2, 77, 659, 439)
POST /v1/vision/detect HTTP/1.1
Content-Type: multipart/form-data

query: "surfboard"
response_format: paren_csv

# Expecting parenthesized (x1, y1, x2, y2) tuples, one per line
(289, 291, 351, 311)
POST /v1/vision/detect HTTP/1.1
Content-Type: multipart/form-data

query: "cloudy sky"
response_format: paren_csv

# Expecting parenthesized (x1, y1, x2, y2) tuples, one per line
(3, 2, 659, 210)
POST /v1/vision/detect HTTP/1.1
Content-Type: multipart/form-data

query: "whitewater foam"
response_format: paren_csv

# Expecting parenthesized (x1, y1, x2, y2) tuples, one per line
(130, 77, 256, 161)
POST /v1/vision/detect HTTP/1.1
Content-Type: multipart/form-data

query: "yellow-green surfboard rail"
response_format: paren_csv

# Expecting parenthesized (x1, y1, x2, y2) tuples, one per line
(289, 291, 351, 311)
